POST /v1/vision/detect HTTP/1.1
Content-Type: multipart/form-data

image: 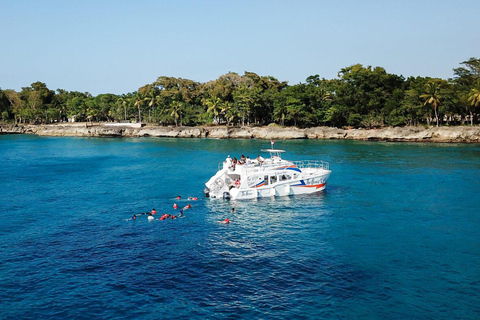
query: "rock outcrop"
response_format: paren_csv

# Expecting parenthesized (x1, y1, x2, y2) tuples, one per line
(1, 123, 480, 143)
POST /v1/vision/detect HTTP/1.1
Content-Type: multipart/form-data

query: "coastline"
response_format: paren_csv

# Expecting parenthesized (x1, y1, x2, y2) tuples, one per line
(1, 123, 480, 143)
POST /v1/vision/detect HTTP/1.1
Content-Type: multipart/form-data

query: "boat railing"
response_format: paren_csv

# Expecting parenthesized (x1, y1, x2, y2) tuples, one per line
(217, 159, 329, 175)
(291, 160, 329, 171)
(242, 159, 329, 175)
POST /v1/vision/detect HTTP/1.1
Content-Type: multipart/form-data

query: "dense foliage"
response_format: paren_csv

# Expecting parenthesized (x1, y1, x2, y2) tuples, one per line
(1, 58, 479, 127)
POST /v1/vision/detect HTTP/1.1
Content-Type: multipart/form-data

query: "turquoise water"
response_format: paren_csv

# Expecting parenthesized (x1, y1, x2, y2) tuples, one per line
(1, 135, 479, 319)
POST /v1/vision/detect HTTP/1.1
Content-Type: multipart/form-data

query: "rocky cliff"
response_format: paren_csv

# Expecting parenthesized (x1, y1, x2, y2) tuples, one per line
(1, 123, 480, 143)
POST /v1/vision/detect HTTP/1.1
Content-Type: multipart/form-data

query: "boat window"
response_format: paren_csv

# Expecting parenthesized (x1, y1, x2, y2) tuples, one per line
(264, 175, 269, 186)
(271, 175, 277, 184)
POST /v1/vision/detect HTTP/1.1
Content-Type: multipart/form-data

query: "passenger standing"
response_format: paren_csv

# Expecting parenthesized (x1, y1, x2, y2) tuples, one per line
(226, 155, 233, 170)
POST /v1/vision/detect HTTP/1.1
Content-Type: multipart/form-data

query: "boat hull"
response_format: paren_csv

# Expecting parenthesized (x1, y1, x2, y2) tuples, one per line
(228, 171, 330, 200)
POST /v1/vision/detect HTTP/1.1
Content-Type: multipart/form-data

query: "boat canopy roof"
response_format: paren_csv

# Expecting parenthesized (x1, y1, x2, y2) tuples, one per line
(261, 149, 286, 159)
(261, 149, 285, 153)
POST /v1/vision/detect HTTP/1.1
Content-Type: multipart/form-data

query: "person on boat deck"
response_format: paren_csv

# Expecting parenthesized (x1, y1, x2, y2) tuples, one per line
(232, 157, 237, 170)
(226, 155, 232, 168)
(256, 155, 264, 164)
(238, 154, 246, 164)
(234, 179, 240, 188)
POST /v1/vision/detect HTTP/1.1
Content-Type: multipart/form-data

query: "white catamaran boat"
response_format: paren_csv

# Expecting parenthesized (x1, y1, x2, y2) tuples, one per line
(204, 144, 331, 200)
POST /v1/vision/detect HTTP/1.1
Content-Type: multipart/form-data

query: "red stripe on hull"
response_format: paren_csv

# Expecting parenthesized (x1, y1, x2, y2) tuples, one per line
(295, 183, 326, 189)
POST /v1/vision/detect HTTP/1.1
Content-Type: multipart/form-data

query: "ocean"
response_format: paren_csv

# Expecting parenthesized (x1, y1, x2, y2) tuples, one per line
(1, 135, 479, 319)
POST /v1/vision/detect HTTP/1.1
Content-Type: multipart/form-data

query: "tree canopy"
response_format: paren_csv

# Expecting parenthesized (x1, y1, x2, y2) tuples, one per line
(1, 58, 479, 127)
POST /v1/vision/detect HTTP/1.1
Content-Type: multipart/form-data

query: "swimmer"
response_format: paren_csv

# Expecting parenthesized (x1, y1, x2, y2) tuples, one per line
(148, 215, 155, 221)
(151, 208, 156, 215)
(183, 204, 191, 210)
(188, 197, 198, 201)
(179, 209, 184, 217)
(231, 208, 235, 213)
(176, 195, 181, 200)
(218, 218, 230, 224)
(126, 214, 137, 221)
(171, 215, 177, 220)
(160, 214, 170, 221)
(173, 203, 178, 209)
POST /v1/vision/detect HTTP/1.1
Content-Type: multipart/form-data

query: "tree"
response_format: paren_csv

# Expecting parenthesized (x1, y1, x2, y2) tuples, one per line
(335, 64, 404, 127)
(168, 101, 183, 126)
(451, 57, 480, 125)
(221, 101, 236, 127)
(273, 100, 288, 126)
(468, 80, 480, 107)
(467, 80, 480, 125)
(133, 93, 145, 123)
(0, 89, 12, 122)
(203, 96, 222, 124)
(305, 76, 334, 126)
(233, 86, 254, 126)
(420, 81, 442, 126)
(52, 89, 69, 122)
(139, 85, 159, 123)
(117, 95, 131, 121)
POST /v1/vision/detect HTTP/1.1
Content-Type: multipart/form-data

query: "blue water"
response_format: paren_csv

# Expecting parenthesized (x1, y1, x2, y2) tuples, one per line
(1, 135, 479, 319)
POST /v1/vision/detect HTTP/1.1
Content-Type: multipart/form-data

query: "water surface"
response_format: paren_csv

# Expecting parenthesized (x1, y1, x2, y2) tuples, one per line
(1, 135, 479, 319)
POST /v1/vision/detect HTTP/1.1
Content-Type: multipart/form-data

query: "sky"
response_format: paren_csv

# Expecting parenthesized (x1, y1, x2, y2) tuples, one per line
(1, 0, 479, 95)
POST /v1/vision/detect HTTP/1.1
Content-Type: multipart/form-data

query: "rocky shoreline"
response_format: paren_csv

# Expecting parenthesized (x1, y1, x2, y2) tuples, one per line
(1, 123, 480, 143)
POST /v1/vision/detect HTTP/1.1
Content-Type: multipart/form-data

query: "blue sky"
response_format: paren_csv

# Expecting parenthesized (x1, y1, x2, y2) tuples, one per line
(1, 0, 479, 95)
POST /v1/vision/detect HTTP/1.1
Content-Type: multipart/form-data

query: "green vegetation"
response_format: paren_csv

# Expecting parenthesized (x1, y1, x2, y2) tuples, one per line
(1, 58, 479, 128)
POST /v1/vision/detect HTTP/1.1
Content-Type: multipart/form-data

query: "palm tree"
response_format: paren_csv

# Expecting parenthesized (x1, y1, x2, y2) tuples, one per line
(221, 101, 236, 127)
(467, 80, 480, 126)
(203, 96, 222, 124)
(420, 81, 442, 127)
(133, 94, 144, 123)
(169, 101, 183, 126)
(117, 96, 130, 121)
(143, 89, 158, 123)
